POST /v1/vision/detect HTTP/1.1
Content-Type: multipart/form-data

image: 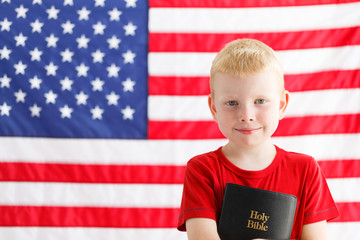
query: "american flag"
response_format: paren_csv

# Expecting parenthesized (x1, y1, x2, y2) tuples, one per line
(0, 0, 359, 239)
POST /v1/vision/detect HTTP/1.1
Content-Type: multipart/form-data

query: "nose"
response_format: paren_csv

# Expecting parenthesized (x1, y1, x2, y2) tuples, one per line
(239, 104, 255, 122)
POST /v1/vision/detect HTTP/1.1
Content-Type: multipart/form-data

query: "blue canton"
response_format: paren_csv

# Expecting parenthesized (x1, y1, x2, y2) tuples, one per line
(0, 0, 148, 139)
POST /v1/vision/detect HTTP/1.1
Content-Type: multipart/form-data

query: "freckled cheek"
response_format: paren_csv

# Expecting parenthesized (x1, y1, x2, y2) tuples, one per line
(215, 110, 238, 124)
(259, 108, 282, 128)
(256, 107, 279, 122)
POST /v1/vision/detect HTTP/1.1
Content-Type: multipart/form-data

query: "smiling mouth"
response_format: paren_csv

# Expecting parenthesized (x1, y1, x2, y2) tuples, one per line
(235, 127, 262, 135)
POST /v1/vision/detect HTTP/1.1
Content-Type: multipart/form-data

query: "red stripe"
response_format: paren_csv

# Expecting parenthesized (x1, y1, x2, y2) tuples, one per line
(149, 76, 210, 96)
(149, 27, 360, 52)
(149, 70, 360, 96)
(0, 159, 358, 184)
(0, 163, 185, 184)
(148, 120, 222, 139)
(149, 0, 359, 8)
(285, 69, 360, 92)
(0, 202, 358, 227)
(318, 160, 360, 179)
(275, 114, 360, 137)
(0, 206, 179, 228)
(148, 114, 360, 139)
(331, 202, 360, 222)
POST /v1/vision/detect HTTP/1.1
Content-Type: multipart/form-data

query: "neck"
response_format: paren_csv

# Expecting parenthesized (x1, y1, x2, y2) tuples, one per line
(222, 141, 276, 171)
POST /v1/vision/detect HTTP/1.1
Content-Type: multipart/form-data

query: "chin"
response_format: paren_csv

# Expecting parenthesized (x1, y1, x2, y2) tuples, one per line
(229, 136, 272, 149)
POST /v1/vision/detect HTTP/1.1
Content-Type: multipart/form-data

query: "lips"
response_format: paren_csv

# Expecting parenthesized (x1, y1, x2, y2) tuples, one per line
(235, 127, 262, 135)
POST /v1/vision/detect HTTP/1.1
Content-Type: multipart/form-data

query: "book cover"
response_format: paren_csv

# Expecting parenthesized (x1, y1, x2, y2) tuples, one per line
(218, 183, 297, 240)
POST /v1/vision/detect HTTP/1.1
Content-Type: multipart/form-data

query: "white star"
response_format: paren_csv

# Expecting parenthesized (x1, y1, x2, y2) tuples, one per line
(125, 0, 137, 8)
(30, 19, 44, 33)
(44, 90, 58, 104)
(64, 0, 73, 6)
(122, 77, 135, 92)
(77, 7, 91, 21)
(15, 4, 28, 19)
(91, 49, 105, 63)
(2, 0, 11, 3)
(60, 76, 73, 91)
(0, 102, 11, 116)
(0, 74, 11, 88)
(59, 105, 73, 119)
(76, 63, 89, 77)
(29, 47, 42, 61)
(14, 61, 27, 75)
(61, 20, 75, 34)
(92, 21, 106, 35)
(75, 91, 88, 105)
(29, 75, 42, 89)
(33, 0, 42, 5)
(0, 18, 12, 31)
(108, 7, 122, 21)
(45, 62, 58, 76)
(94, 0, 105, 7)
(107, 63, 120, 78)
(60, 48, 74, 62)
(14, 33, 27, 47)
(90, 105, 104, 120)
(91, 77, 104, 91)
(14, 89, 27, 103)
(122, 50, 136, 64)
(121, 105, 135, 120)
(123, 22, 137, 36)
(106, 91, 120, 105)
(0, 46, 11, 60)
(29, 104, 42, 117)
(47, 6, 60, 19)
(107, 35, 121, 49)
(45, 34, 59, 48)
(76, 34, 90, 49)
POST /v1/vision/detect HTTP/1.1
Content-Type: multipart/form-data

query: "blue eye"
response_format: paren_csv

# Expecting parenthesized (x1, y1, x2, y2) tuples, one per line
(255, 99, 266, 104)
(226, 101, 237, 106)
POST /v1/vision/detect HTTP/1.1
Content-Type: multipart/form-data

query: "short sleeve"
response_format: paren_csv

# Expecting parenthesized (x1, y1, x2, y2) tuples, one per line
(303, 159, 340, 224)
(177, 156, 220, 231)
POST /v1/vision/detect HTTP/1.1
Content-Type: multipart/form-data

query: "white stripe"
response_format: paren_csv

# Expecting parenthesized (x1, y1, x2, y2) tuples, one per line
(272, 134, 360, 160)
(149, 3, 360, 33)
(148, 96, 211, 121)
(327, 178, 360, 202)
(0, 223, 356, 240)
(0, 182, 182, 207)
(0, 134, 359, 164)
(0, 179, 358, 209)
(0, 227, 188, 240)
(278, 46, 360, 74)
(328, 222, 360, 240)
(148, 45, 360, 76)
(286, 88, 360, 117)
(148, 89, 360, 120)
(0, 224, 357, 240)
(148, 52, 214, 76)
(0, 137, 225, 164)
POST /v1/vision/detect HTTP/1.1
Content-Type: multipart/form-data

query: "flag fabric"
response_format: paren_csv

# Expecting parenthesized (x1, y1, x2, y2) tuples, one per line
(0, 0, 359, 239)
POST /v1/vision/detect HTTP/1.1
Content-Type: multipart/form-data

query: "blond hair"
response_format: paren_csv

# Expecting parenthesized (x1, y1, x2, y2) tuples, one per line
(210, 38, 284, 96)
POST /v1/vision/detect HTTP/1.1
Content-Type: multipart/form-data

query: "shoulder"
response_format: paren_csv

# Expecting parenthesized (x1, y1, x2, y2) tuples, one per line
(280, 147, 316, 166)
(278, 147, 325, 185)
(187, 148, 221, 167)
(277, 147, 320, 176)
(185, 148, 222, 178)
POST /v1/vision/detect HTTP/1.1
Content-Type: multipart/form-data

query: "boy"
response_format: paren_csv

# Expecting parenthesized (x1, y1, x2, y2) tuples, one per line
(177, 39, 339, 239)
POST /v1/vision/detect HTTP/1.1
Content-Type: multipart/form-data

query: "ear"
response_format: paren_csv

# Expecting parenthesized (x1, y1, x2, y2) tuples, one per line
(279, 90, 289, 120)
(208, 94, 218, 122)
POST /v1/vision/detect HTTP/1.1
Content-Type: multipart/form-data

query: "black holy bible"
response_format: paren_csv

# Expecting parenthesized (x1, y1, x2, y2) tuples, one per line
(218, 183, 297, 240)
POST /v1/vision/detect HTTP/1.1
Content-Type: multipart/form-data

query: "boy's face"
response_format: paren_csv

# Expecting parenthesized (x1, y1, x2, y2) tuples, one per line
(208, 71, 289, 149)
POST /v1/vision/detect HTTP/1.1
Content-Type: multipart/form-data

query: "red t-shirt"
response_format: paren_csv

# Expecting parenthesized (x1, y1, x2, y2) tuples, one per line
(177, 146, 339, 239)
